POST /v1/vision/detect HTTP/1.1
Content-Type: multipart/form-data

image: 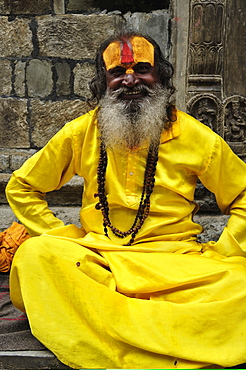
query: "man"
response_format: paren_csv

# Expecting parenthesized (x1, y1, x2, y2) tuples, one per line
(6, 32, 246, 369)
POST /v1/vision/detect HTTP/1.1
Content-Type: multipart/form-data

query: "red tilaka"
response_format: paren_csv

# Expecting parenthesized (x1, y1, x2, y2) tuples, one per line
(121, 41, 134, 64)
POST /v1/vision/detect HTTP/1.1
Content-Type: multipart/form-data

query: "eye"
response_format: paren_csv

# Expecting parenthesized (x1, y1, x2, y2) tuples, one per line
(108, 67, 126, 77)
(134, 63, 151, 74)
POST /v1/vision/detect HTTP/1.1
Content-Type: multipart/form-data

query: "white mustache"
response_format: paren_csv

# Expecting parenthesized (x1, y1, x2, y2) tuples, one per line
(112, 85, 154, 98)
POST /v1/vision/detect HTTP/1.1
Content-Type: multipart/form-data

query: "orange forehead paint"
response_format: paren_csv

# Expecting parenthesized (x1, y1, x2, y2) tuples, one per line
(103, 36, 155, 74)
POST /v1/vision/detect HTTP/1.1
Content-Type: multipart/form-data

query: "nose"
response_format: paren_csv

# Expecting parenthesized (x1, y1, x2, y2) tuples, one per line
(122, 73, 140, 87)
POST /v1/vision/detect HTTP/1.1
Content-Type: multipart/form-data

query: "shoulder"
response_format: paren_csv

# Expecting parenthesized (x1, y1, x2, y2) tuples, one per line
(41, 107, 99, 155)
(173, 110, 245, 174)
(175, 109, 219, 145)
(177, 110, 215, 134)
(161, 109, 224, 173)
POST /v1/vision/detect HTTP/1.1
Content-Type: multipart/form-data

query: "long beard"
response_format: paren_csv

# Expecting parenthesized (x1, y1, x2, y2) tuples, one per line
(98, 83, 171, 150)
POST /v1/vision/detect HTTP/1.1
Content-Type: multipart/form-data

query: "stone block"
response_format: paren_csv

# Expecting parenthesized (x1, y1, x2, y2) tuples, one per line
(0, 173, 11, 205)
(54, 0, 65, 14)
(14, 61, 26, 97)
(66, 0, 99, 13)
(26, 60, 53, 97)
(0, 0, 51, 14)
(0, 150, 35, 201)
(0, 98, 29, 148)
(0, 17, 33, 57)
(0, 149, 36, 172)
(124, 10, 171, 58)
(0, 0, 5, 12)
(50, 205, 81, 226)
(10, 152, 34, 171)
(30, 98, 93, 147)
(73, 62, 94, 98)
(37, 14, 124, 60)
(46, 176, 84, 206)
(0, 349, 71, 369)
(0, 60, 12, 96)
(56, 62, 71, 96)
(0, 154, 9, 172)
(0, 205, 18, 231)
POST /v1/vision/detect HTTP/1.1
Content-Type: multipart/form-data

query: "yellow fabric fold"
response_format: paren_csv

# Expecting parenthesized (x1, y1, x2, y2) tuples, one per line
(10, 233, 246, 368)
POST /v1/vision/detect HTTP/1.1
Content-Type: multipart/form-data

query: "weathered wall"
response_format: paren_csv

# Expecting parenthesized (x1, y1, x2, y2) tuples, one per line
(0, 12, 122, 175)
(0, 1, 171, 181)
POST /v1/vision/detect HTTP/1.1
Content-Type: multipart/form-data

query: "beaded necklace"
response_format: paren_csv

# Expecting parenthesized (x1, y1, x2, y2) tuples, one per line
(94, 141, 159, 245)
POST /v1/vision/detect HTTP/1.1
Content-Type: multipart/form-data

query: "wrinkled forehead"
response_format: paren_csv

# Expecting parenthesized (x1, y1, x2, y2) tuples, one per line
(103, 36, 155, 71)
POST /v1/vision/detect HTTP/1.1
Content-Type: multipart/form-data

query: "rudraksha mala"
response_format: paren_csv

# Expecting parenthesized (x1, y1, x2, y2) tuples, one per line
(94, 141, 159, 245)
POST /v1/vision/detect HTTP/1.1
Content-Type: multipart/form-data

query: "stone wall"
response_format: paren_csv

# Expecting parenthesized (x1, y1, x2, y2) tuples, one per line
(0, 0, 171, 193)
(0, 12, 122, 176)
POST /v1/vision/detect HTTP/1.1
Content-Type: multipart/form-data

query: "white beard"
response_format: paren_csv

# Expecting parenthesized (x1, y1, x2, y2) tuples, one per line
(98, 83, 171, 150)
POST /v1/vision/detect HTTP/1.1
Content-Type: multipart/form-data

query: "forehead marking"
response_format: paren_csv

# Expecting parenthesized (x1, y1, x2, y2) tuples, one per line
(103, 36, 154, 71)
(121, 40, 134, 64)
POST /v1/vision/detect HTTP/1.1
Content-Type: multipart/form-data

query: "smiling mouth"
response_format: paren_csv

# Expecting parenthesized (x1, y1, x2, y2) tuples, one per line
(123, 90, 142, 95)
(120, 89, 146, 100)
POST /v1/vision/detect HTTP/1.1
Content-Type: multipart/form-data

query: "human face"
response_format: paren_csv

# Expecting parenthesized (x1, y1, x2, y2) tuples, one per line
(106, 62, 159, 100)
(103, 36, 159, 100)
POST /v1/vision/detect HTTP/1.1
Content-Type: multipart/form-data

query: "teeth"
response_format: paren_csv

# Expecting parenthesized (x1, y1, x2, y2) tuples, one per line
(124, 90, 141, 95)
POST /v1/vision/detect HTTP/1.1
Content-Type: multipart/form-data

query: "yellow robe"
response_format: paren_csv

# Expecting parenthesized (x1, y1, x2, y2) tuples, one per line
(6, 109, 246, 369)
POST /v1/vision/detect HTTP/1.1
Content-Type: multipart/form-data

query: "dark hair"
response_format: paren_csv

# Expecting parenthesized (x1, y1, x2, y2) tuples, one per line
(89, 31, 176, 121)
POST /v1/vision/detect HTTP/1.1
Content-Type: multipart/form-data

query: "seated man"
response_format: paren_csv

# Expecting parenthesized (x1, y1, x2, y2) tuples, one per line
(6, 31, 246, 369)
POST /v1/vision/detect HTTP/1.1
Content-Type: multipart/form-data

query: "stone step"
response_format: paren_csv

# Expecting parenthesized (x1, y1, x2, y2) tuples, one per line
(0, 350, 72, 369)
(0, 204, 81, 232)
(1, 203, 229, 241)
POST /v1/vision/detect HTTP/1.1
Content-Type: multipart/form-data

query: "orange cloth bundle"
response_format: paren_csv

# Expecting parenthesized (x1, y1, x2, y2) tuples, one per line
(0, 222, 30, 272)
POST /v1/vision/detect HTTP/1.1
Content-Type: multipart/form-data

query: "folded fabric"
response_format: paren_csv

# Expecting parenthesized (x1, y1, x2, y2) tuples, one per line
(0, 222, 30, 272)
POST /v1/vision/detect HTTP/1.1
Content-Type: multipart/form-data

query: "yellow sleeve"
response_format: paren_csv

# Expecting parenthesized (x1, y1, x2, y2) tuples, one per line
(6, 122, 77, 237)
(199, 134, 246, 251)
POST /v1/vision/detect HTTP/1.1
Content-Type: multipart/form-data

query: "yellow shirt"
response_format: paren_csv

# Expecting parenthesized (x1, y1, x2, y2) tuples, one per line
(6, 108, 246, 253)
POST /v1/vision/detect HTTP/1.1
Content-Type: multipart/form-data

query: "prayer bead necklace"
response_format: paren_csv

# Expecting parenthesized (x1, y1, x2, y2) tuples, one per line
(94, 141, 159, 245)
